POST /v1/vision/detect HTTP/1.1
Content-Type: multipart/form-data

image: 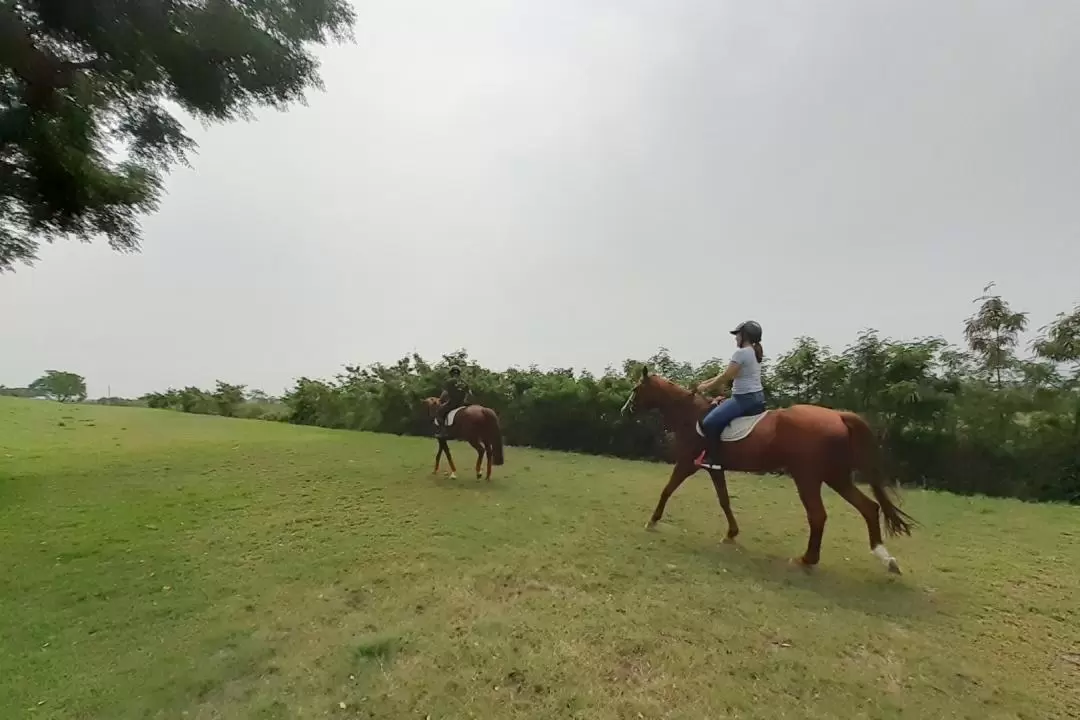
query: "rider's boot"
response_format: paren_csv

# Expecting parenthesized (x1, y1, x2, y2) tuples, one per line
(694, 437, 721, 469)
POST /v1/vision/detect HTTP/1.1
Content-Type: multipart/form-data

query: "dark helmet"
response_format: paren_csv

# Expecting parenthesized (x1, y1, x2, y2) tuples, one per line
(448, 365, 461, 376)
(730, 320, 763, 343)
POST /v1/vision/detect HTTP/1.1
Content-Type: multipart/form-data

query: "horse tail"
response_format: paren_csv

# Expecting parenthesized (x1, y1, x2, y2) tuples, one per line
(485, 408, 505, 466)
(840, 411, 915, 537)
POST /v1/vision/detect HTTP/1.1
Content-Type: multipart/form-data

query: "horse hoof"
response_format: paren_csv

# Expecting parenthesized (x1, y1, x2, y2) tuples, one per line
(645, 521, 658, 532)
(789, 557, 814, 571)
(722, 536, 737, 545)
(448, 472, 457, 480)
(887, 559, 902, 575)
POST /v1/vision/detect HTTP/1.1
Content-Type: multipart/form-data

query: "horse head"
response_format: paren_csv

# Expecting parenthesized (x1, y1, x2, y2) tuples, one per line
(621, 365, 695, 416)
(420, 396, 440, 417)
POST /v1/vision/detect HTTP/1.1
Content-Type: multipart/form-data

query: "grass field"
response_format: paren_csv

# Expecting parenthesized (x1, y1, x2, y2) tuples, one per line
(1, 398, 1078, 719)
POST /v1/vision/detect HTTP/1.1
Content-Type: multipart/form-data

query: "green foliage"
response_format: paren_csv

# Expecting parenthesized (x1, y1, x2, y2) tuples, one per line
(141, 384, 286, 421)
(141, 389, 176, 410)
(0, 385, 38, 398)
(176, 386, 210, 414)
(213, 381, 246, 418)
(1034, 304, 1080, 380)
(769, 336, 831, 405)
(88, 396, 139, 406)
(275, 352, 668, 461)
(27, 369, 86, 402)
(0, 0, 356, 271)
(134, 289, 1080, 504)
(964, 282, 1029, 388)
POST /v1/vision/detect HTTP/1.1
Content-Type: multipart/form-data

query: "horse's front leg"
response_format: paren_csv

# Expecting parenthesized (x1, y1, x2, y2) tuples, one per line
(442, 439, 458, 479)
(707, 468, 740, 543)
(432, 439, 443, 475)
(647, 460, 696, 530)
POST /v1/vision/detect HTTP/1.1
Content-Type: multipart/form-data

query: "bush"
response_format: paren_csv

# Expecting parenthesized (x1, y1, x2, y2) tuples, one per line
(138, 294, 1080, 504)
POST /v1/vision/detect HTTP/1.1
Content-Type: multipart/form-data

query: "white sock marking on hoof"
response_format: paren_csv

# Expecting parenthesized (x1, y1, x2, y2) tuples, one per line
(871, 544, 896, 568)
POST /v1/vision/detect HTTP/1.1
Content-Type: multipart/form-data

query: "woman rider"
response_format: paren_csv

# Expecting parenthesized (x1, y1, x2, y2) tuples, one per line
(434, 365, 471, 438)
(692, 320, 767, 468)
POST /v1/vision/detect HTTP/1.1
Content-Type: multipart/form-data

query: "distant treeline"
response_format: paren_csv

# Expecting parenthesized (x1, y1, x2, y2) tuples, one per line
(92, 286, 1080, 504)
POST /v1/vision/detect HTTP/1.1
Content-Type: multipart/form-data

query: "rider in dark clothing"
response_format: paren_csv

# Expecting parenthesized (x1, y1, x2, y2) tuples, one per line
(434, 365, 471, 437)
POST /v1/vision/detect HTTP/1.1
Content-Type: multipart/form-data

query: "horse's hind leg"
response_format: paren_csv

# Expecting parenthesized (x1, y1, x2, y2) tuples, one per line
(469, 439, 485, 480)
(791, 469, 827, 567)
(825, 475, 901, 574)
(707, 468, 739, 543)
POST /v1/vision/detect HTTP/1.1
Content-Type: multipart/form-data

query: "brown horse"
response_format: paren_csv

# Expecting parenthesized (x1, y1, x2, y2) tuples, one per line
(421, 397, 505, 481)
(621, 366, 914, 573)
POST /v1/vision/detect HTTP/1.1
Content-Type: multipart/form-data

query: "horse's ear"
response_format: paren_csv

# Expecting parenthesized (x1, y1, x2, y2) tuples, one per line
(640, 365, 650, 380)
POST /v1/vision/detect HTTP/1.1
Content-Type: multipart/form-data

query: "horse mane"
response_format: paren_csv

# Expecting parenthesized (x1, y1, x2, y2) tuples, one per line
(645, 374, 711, 418)
(650, 375, 701, 400)
(650, 375, 690, 394)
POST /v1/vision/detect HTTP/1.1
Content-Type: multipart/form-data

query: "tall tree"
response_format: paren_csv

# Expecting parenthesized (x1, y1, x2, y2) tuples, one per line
(28, 370, 86, 402)
(1033, 304, 1080, 381)
(641, 347, 694, 386)
(964, 283, 1029, 388)
(246, 388, 272, 404)
(1033, 304, 1080, 436)
(213, 381, 246, 417)
(0, 0, 355, 271)
(177, 386, 207, 414)
(771, 336, 827, 405)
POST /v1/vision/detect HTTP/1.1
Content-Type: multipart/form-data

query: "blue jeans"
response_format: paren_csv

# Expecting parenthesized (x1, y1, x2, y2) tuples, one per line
(702, 391, 766, 439)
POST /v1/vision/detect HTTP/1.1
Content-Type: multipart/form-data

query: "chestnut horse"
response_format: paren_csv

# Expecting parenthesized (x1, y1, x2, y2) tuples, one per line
(621, 366, 914, 573)
(420, 397, 505, 481)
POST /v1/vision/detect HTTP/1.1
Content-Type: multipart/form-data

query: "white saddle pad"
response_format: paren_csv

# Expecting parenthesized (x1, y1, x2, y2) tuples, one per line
(695, 411, 768, 442)
(444, 406, 465, 426)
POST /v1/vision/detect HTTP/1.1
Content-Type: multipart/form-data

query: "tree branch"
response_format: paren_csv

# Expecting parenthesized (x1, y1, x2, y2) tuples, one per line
(67, 59, 102, 72)
(0, 5, 102, 108)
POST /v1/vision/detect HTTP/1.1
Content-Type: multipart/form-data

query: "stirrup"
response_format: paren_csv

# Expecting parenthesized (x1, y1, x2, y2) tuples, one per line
(694, 449, 723, 471)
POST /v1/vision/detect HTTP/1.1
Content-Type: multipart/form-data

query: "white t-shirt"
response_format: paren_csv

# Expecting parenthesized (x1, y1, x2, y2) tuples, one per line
(730, 346, 763, 395)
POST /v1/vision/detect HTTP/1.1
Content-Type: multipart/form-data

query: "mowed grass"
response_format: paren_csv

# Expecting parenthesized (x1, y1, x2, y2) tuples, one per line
(1, 399, 1078, 720)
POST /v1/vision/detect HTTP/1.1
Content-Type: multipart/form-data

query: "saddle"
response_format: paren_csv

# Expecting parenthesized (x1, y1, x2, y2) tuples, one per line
(435, 405, 469, 429)
(695, 411, 769, 442)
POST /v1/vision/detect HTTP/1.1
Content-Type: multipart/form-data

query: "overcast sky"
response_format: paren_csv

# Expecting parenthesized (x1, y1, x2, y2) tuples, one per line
(3, 0, 1079, 397)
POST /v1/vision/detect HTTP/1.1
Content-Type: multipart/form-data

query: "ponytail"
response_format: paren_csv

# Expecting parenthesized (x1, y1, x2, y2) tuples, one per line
(752, 342, 763, 363)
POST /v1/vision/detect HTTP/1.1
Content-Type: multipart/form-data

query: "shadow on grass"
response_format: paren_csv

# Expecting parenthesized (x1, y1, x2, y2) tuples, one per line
(677, 535, 944, 621)
(427, 472, 509, 491)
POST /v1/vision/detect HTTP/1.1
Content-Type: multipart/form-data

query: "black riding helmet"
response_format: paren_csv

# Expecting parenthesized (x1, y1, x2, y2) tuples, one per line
(448, 365, 462, 376)
(730, 320, 763, 343)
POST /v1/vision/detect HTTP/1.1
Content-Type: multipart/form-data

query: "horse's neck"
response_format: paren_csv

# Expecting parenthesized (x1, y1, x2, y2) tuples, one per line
(656, 394, 707, 433)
